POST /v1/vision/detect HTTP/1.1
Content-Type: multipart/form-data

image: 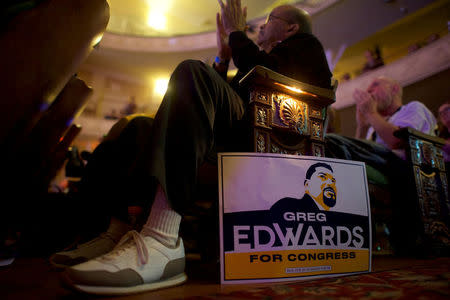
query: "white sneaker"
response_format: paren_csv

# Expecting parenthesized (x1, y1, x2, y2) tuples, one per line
(49, 218, 131, 269)
(62, 230, 187, 295)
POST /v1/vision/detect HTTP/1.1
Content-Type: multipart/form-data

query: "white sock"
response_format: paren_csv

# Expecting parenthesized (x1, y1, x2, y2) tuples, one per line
(142, 184, 181, 247)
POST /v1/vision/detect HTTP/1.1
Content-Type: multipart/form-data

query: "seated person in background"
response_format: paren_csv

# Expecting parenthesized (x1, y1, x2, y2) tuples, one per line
(361, 46, 384, 74)
(120, 95, 137, 116)
(354, 77, 436, 158)
(104, 108, 120, 120)
(407, 43, 421, 54)
(326, 77, 436, 162)
(53, 1, 332, 295)
(426, 33, 440, 45)
(438, 102, 450, 162)
(325, 76, 437, 254)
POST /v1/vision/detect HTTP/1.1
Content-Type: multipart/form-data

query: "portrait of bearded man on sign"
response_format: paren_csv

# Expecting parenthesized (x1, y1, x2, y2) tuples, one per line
(271, 162, 338, 214)
(304, 162, 337, 211)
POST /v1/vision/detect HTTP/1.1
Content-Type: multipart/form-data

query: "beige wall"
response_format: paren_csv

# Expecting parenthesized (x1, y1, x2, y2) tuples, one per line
(71, 66, 161, 151)
(76, 68, 155, 118)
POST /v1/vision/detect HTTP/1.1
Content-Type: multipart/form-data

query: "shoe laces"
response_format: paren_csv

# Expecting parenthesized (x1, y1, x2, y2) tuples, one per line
(101, 230, 149, 266)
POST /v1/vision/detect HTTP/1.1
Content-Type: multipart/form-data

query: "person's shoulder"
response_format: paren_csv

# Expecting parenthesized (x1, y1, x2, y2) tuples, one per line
(404, 101, 427, 109)
(270, 197, 298, 209)
(270, 195, 319, 211)
(394, 101, 437, 133)
(271, 197, 298, 206)
(277, 33, 325, 57)
(402, 101, 434, 115)
(287, 32, 321, 45)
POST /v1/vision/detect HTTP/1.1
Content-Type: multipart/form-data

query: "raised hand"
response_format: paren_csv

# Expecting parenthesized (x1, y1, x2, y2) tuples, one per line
(217, 0, 247, 35)
(216, 12, 232, 61)
(354, 88, 376, 128)
(354, 88, 376, 117)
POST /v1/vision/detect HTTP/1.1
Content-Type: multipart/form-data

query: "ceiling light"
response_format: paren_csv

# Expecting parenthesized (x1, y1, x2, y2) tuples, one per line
(154, 77, 169, 97)
(91, 33, 104, 48)
(145, 0, 171, 31)
(147, 12, 167, 30)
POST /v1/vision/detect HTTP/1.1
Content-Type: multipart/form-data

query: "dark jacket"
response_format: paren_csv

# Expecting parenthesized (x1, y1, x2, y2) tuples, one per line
(228, 31, 332, 92)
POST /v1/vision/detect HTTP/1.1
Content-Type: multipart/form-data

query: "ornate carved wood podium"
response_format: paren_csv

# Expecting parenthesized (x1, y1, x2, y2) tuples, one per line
(239, 65, 337, 156)
(394, 127, 449, 253)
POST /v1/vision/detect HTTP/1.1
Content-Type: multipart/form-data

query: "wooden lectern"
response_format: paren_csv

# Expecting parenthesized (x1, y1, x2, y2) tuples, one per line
(239, 65, 337, 156)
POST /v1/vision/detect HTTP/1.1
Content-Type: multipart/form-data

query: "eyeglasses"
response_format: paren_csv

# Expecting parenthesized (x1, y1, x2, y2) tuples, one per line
(265, 14, 291, 24)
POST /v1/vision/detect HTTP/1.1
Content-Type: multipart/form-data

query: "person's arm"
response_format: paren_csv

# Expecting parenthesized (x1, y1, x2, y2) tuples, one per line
(228, 31, 280, 73)
(355, 103, 370, 139)
(213, 11, 231, 79)
(230, 32, 332, 89)
(365, 112, 402, 149)
(218, 0, 280, 75)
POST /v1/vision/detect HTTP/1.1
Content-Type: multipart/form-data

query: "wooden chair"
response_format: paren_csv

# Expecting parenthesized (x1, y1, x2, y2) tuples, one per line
(0, 0, 108, 184)
(368, 127, 449, 255)
(395, 127, 449, 253)
(20, 76, 93, 194)
(0, 0, 109, 154)
(0, 0, 109, 242)
(239, 65, 337, 156)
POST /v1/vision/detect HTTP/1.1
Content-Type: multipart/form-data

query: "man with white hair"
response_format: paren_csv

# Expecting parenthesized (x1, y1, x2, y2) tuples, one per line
(356, 77, 435, 153)
(326, 76, 436, 163)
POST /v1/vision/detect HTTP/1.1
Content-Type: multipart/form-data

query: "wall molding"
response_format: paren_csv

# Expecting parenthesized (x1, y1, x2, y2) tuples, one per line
(74, 115, 117, 140)
(98, 0, 339, 53)
(334, 33, 450, 109)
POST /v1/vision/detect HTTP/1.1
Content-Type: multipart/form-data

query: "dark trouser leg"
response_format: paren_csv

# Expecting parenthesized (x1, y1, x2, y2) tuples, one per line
(324, 133, 396, 172)
(78, 60, 243, 231)
(324, 133, 420, 255)
(145, 60, 244, 215)
(77, 116, 157, 233)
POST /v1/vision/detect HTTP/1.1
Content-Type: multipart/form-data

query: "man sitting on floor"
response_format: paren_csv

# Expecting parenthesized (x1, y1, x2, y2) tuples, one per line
(54, 1, 332, 295)
(325, 76, 437, 255)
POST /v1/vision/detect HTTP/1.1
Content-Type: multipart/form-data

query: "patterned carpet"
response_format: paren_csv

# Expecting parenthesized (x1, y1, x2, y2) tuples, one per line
(187, 258, 450, 300)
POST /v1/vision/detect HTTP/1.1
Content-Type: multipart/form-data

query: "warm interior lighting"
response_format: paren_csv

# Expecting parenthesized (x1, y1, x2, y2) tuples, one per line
(147, 12, 167, 30)
(274, 82, 317, 98)
(154, 77, 169, 97)
(91, 33, 104, 47)
(145, 0, 171, 31)
(228, 69, 238, 76)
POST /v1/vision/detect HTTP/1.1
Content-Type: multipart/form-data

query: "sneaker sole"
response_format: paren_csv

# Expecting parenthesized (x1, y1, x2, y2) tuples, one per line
(62, 272, 187, 295)
(0, 257, 15, 267)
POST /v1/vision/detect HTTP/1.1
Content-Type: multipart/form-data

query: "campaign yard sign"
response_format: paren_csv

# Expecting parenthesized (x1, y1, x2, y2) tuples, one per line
(218, 153, 372, 284)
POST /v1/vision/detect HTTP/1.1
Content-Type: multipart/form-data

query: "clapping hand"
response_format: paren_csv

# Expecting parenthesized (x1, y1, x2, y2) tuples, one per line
(216, 12, 232, 61)
(217, 0, 247, 35)
(354, 88, 376, 126)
